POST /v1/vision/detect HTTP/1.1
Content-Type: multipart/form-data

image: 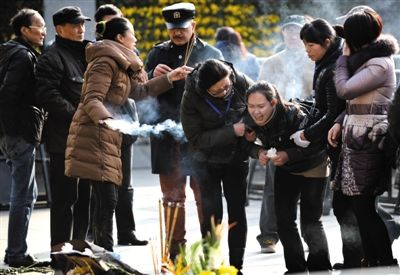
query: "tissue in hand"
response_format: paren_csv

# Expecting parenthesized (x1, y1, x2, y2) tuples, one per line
(266, 147, 277, 158)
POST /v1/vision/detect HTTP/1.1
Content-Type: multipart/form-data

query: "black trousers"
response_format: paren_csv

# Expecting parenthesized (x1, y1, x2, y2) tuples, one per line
(274, 167, 331, 273)
(194, 156, 248, 270)
(115, 142, 136, 239)
(332, 190, 364, 268)
(49, 153, 91, 247)
(92, 181, 119, 251)
(335, 192, 394, 265)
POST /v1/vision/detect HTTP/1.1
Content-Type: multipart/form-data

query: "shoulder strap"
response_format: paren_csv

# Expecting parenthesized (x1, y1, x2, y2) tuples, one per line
(0, 42, 27, 84)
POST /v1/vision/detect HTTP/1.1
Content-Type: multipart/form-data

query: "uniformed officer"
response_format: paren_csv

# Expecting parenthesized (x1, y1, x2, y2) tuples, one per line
(144, 2, 223, 260)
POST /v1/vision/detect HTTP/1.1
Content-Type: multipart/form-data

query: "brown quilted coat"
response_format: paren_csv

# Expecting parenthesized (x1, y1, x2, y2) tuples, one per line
(65, 40, 172, 185)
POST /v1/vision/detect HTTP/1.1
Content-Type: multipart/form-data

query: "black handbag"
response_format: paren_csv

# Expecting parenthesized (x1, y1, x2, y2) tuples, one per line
(290, 97, 321, 129)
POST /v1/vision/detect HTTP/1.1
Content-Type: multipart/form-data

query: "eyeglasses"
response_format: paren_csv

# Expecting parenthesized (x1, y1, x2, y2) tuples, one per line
(207, 80, 232, 97)
(29, 25, 47, 32)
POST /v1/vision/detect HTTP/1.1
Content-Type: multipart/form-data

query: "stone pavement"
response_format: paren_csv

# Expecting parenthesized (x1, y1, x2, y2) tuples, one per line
(1, 165, 400, 274)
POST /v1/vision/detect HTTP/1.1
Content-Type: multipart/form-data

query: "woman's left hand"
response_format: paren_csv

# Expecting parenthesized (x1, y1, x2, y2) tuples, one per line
(270, 151, 289, 166)
(290, 130, 310, 148)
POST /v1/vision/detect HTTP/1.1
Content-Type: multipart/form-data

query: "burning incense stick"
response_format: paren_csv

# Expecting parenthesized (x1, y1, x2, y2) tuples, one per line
(158, 199, 164, 260)
(183, 34, 195, 66)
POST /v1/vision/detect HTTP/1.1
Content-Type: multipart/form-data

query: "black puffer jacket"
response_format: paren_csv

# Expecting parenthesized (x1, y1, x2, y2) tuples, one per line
(304, 37, 346, 143)
(0, 38, 40, 143)
(181, 62, 253, 163)
(245, 103, 327, 173)
(35, 36, 90, 153)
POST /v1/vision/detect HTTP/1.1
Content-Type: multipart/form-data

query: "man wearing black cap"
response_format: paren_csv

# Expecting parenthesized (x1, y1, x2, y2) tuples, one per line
(35, 6, 92, 249)
(145, 2, 223, 260)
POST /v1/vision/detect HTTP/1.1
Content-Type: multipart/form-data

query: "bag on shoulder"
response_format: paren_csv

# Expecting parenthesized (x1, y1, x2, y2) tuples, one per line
(289, 97, 321, 129)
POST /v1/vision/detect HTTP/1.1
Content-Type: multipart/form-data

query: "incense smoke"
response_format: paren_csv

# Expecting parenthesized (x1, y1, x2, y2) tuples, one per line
(104, 118, 186, 143)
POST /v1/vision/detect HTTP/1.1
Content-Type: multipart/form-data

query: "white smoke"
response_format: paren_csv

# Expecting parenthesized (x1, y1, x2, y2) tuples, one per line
(104, 118, 186, 143)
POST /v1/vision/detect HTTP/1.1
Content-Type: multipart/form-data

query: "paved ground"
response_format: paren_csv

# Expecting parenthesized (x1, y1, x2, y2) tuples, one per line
(1, 146, 400, 274)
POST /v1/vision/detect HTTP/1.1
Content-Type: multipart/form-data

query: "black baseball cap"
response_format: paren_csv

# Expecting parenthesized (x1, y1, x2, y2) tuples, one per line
(162, 2, 195, 29)
(53, 6, 91, 26)
(280, 15, 307, 29)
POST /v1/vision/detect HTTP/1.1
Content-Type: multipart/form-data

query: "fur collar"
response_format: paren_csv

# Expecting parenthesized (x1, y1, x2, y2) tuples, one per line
(347, 34, 399, 75)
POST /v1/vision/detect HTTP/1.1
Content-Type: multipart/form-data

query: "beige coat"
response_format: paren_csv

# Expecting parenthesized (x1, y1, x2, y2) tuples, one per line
(65, 40, 172, 185)
(258, 49, 314, 100)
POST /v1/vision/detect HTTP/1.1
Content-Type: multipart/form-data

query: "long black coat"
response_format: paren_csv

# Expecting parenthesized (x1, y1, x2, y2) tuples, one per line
(35, 36, 89, 153)
(181, 62, 253, 164)
(145, 37, 223, 174)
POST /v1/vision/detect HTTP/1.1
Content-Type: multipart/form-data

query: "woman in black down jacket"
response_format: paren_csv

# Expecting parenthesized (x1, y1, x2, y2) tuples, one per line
(181, 59, 253, 273)
(245, 81, 331, 273)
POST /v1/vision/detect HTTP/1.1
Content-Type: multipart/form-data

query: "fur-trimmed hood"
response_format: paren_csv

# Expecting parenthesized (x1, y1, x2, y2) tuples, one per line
(347, 34, 399, 75)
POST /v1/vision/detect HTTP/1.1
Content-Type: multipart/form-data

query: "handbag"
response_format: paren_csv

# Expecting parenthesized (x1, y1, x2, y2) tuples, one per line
(290, 97, 321, 129)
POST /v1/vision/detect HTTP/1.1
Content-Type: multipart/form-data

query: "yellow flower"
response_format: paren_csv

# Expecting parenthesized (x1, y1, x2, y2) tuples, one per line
(218, 265, 238, 275)
(199, 271, 216, 275)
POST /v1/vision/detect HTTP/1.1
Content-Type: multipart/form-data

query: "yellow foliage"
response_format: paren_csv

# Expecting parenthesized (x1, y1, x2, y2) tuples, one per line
(120, 1, 281, 61)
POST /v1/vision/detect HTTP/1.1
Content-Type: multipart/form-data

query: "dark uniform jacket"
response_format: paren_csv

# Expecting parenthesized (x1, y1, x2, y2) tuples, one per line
(0, 38, 40, 144)
(35, 36, 89, 153)
(145, 37, 223, 174)
(181, 62, 253, 164)
(245, 103, 327, 173)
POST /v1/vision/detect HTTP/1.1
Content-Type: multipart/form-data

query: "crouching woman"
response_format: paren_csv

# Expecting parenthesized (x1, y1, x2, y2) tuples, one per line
(181, 59, 253, 273)
(244, 81, 331, 273)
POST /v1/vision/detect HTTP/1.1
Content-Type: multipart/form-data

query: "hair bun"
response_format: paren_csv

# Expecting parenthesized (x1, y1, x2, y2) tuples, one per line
(95, 20, 107, 38)
(333, 25, 344, 38)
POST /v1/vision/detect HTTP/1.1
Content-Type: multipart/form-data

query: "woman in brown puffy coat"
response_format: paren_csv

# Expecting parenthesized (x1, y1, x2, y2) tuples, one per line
(65, 17, 190, 251)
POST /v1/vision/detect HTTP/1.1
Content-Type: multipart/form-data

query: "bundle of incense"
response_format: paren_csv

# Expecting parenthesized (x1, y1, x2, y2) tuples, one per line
(150, 237, 160, 275)
(163, 201, 173, 261)
(183, 33, 195, 66)
(162, 202, 182, 261)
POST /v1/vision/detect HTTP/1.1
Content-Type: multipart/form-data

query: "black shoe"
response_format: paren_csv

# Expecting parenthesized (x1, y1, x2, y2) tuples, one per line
(118, 232, 148, 246)
(7, 254, 50, 268)
(332, 263, 344, 270)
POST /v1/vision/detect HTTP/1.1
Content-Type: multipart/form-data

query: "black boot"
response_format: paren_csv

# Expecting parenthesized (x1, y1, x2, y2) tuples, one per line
(118, 231, 148, 246)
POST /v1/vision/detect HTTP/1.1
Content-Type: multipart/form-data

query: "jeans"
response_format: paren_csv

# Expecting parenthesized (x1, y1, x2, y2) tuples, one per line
(49, 153, 91, 247)
(275, 167, 331, 273)
(92, 181, 119, 251)
(194, 156, 248, 270)
(257, 162, 279, 245)
(0, 137, 37, 260)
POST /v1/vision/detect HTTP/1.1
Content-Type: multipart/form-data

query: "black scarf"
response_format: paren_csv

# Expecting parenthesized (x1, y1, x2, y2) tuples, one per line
(347, 35, 398, 76)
